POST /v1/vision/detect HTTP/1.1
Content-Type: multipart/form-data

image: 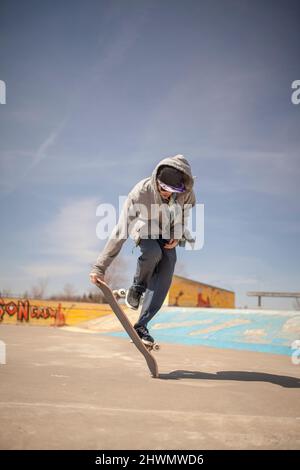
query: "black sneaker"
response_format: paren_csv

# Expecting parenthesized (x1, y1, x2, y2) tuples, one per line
(125, 286, 143, 310)
(134, 325, 154, 344)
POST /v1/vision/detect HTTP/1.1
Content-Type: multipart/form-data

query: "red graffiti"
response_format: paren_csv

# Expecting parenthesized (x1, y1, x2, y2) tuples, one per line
(0, 298, 65, 326)
(197, 293, 211, 308)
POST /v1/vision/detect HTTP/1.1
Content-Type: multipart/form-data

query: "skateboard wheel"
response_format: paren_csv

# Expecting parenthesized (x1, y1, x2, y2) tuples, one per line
(113, 289, 126, 299)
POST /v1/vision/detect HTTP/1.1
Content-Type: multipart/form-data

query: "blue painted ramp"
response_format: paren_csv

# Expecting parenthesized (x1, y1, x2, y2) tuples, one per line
(107, 307, 300, 356)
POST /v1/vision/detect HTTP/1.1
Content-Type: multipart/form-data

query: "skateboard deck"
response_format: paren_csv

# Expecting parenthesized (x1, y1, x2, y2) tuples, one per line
(96, 280, 159, 378)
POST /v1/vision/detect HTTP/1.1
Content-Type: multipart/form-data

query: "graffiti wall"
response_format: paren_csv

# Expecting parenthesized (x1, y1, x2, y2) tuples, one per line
(0, 297, 112, 326)
(0, 297, 64, 326)
(166, 275, 235, 308)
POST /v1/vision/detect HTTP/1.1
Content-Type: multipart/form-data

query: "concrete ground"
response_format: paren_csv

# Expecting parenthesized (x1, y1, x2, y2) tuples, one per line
(0, 324, 299, 450)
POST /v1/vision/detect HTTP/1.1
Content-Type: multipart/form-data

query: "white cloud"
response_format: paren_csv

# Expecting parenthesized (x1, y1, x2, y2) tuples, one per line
(21, 197, 102, 278)
(45, 198, 99, 259)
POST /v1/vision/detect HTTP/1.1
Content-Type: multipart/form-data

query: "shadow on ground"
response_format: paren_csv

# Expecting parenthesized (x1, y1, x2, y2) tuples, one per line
(159, 370, 300, 388)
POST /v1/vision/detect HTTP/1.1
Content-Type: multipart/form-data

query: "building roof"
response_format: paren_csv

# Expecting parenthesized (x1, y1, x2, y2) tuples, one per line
(173, 274, 235, 294)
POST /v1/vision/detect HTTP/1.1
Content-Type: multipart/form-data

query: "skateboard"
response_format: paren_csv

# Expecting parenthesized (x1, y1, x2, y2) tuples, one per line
(96, 280, 159, 378)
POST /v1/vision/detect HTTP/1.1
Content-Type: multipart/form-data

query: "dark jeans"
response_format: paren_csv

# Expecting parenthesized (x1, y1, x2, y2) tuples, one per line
(133, 238, 177, 328)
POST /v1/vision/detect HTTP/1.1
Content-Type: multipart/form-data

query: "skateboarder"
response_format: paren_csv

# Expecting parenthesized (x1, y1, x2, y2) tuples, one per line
(90, 154, 196, 344)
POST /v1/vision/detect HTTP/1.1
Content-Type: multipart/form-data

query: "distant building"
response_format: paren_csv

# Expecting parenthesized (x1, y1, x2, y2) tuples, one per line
(164, 275, 235, 308)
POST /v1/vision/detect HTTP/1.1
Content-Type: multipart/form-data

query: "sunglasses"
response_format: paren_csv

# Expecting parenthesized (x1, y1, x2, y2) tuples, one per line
(157, 179, 185, 193)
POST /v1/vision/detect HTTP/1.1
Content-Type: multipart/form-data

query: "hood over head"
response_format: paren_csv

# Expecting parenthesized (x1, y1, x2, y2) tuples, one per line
(151, 154, 194, 195)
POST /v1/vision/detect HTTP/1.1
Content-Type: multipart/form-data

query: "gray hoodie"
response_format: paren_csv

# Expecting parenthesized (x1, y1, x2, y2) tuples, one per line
(91, 154, 196, 276)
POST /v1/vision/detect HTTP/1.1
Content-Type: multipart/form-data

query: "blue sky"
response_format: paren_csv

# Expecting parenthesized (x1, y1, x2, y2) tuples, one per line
(0, 0, 299, 308)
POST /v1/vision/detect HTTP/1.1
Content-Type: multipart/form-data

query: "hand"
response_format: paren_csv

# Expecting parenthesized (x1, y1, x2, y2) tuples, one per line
(89, 272, 105, 284)
(164, 239, 179, 249)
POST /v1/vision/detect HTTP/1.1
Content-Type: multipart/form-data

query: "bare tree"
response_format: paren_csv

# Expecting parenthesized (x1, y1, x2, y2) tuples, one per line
(62, 283, 76, 300)
(87, 287, 105, 303)
(105, 255, 129, 289)
(30, 278, 48, 299)
(0, 288, 12, 298)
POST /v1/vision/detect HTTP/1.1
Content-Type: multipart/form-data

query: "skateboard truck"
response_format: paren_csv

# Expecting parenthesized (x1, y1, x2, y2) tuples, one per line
(113, 288, 127, 299)
(130, 339, 160, 352)
(112, 288, 145, 304)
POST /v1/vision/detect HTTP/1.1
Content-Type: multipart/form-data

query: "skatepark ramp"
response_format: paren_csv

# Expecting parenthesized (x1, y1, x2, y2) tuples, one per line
(74, 306, 300, 356)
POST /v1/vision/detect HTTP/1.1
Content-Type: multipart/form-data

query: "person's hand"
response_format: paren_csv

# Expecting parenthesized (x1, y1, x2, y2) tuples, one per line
(164, 239, 179, 249)
(89, 272, 105, 284)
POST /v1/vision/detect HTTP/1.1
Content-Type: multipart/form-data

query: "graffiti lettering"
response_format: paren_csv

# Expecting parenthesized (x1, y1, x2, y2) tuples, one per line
(0, 298, 65, 326)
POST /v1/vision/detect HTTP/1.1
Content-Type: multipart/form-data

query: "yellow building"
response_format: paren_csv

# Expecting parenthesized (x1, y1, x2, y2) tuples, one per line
(165, 275, 235, 308)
